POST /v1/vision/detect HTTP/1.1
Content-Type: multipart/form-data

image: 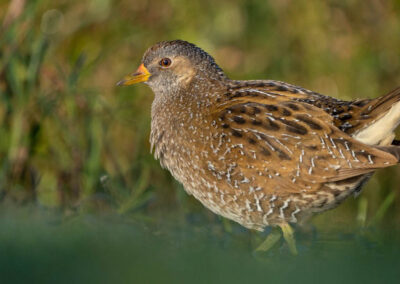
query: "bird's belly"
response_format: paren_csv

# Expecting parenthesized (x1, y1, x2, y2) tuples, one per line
(177, 171, 372, 230)
(177, 175, 309, 230)
(153, 123, 375, 231)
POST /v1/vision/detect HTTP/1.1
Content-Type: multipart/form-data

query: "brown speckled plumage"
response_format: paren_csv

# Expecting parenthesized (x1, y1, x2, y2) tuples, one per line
(119, 40, 400, 231)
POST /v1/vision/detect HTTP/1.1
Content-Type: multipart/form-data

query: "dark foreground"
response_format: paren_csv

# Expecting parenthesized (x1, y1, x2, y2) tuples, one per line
(0, 207, 399, 284)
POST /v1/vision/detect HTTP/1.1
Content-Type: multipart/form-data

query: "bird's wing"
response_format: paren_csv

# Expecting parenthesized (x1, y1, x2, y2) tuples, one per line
(222, 80, 400, 135)
(208, 91, 397, 194)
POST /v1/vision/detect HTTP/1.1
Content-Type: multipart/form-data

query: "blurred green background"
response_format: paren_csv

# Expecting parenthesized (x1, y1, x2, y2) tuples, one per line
(1, 0, 400, 282)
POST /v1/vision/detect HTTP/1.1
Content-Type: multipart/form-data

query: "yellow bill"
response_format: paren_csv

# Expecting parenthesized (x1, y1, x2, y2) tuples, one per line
(116, 64, 151, 86)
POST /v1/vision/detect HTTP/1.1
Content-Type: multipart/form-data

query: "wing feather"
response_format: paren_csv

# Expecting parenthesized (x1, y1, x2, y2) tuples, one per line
(208, 93, 397, 193)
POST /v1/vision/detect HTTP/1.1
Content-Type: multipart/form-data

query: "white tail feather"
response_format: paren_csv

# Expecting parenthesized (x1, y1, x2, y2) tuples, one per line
(353, 101, 400, 146)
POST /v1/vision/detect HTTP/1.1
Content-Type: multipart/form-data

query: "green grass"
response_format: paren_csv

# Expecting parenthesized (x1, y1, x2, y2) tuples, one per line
(0, 0, 400, 274)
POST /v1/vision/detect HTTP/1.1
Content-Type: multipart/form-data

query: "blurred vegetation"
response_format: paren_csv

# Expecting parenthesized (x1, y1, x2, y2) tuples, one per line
(1, 207, 400, 283)
(1, 0, 400, 264)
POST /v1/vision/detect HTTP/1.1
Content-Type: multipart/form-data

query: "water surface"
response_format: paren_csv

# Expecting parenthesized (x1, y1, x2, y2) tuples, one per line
(1, 208, 399, 283)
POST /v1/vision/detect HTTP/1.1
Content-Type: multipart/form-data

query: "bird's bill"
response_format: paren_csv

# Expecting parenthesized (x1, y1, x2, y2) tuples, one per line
(116, 64, 151, 86)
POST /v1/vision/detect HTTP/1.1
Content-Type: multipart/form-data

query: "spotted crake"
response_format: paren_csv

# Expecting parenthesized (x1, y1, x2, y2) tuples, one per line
(117, 40, 400, 253)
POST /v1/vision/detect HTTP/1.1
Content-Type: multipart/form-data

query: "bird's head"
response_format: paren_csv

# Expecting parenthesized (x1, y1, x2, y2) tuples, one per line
(117, 40, 228, 96)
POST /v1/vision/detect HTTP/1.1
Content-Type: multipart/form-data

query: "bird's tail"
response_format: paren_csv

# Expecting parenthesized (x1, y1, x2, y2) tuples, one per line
(361, 87, 400, 117)
(353, 87, 400, 146)
(377, 145, 400, 162)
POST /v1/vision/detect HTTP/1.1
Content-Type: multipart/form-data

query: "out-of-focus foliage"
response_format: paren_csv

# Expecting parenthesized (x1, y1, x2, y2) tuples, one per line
(0, 0, 400, 233)
(1, 208, 400, 283)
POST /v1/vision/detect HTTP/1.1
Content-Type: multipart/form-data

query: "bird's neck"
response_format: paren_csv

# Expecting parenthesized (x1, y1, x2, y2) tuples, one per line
(151, 76, 229, 120)
(149, 80, 228, 165)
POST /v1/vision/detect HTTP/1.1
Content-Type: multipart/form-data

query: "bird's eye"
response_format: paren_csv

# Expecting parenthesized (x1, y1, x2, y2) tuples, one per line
(159, 58, 172, 67)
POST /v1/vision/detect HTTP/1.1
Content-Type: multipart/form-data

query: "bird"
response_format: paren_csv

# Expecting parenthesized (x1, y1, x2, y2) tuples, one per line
(117, 40, 400, 254)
